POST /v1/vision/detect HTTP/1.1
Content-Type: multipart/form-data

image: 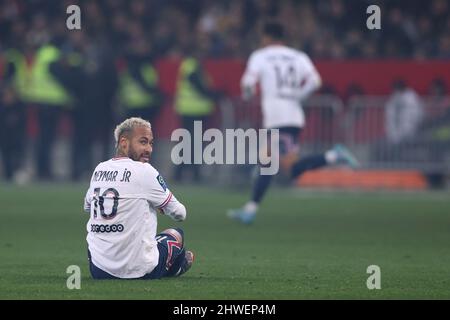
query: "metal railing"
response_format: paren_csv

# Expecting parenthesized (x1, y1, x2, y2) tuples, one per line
(1, 94, 448, 184)
(223, 94, 450, 174)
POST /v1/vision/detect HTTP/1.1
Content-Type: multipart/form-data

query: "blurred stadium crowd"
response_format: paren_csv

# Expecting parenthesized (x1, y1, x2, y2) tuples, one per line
(0, 0, 449, 184)
(1, 0, 450, 59)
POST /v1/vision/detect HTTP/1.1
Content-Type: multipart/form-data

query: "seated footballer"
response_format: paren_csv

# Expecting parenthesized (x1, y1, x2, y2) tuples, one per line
(83, 117, 194, 279)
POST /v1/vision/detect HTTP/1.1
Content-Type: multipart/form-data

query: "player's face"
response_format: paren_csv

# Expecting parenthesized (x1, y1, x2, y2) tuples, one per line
(127, 126, 154, 163)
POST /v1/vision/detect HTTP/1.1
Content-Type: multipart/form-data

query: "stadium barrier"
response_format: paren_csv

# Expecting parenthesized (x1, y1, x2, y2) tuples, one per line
(224, 94, 450, 189)
(0, 93, 448, 189)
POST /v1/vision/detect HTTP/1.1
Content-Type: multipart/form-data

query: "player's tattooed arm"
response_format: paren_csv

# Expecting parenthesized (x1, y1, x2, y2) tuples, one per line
(158, 193, 187, 222)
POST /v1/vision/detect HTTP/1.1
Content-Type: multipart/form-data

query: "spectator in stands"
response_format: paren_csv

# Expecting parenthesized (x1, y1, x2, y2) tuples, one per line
(421, 78, 450, 170)
(50, 31, 94, 181)
(427, 78, 450, 116)
(8, 40, 72, 181)
(385, 80, 424, 145)
(117, 30, 164, 123)
(374, 80, 424, 163)
(0, 85, 26, 182)
(1, 0, 449, 60)
(173, 45, 222, 183)
(343, 83, 366, 131)
(51, 31, 118, 180)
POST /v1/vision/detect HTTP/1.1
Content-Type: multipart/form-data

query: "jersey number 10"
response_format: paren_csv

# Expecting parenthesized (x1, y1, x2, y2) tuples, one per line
(93, 187, 120, 219)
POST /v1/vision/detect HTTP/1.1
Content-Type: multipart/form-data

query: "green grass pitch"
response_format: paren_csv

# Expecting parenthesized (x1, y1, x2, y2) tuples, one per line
(1, 183, 450, 299)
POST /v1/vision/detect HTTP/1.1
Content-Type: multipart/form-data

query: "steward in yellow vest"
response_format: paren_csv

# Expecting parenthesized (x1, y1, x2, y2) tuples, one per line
(175, 57, 217, 117)
(118, 53, 163, 122)
(48, 38, 118, 181)
(173, 56, 221, 183)
(6, 45, 72, 107)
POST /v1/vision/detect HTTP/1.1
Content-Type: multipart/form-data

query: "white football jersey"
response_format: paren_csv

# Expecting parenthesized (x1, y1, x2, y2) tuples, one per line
(241, 45, 321, 129)
(83, 157, 186, 279)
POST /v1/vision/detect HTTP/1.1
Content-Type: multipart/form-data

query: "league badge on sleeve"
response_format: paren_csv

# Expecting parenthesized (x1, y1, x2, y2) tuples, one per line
(157, 174, 168, 191)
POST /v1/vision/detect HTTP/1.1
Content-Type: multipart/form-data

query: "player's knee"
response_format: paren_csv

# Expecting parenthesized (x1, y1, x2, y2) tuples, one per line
(161, 228, 184, 246)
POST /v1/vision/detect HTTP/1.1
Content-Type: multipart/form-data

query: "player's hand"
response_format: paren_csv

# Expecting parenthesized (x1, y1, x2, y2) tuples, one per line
(242, 87, 254, 101)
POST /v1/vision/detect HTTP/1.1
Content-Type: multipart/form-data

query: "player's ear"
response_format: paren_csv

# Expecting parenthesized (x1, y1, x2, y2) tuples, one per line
(119, 136, 129, 151)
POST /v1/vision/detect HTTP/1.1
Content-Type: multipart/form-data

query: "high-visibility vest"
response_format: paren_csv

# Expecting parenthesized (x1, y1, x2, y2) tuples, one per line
(175, 58, 214, 116)
(119, 64, 159, 109)
(6, 46, 72, 106)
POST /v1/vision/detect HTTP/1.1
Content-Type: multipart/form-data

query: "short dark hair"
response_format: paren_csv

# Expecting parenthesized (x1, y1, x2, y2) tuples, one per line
(392, 79, 407, 90)
(263, 22, 284, 40)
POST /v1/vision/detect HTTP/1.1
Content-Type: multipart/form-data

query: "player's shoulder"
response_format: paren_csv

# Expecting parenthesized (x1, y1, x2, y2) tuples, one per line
(122, 160, 158, 176)
(94, 157, 130, 170)
(92, 159, 113, 171)
(255, 45, 306, 58)
(141, 162, 160, 176)
(248, 47, 281, 64)
(279, 46, 309, 59)
(252, 46, 276, 57)
(135, 162, 169, 190)
(248, 48, 265, 61)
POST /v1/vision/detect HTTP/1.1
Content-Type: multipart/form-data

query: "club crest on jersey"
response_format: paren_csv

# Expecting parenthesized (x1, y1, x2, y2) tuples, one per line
(157, 174, 168, 191)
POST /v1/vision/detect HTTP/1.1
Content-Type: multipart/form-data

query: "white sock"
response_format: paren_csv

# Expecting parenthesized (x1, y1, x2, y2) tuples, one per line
(325, 149, 338, 164)
(243, 201, 258, 214)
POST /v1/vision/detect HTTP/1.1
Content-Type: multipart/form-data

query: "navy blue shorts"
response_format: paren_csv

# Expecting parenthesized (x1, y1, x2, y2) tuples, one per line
(267, 127, 302, 156)
(88, 228, 186, 280)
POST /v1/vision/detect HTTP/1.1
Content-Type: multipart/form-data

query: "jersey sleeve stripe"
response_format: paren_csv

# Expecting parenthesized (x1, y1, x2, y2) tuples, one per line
(157, 192, 173, 208)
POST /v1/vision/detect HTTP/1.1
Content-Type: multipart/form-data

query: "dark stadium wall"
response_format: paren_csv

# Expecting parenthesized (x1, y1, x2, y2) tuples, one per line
(314, 60, 450, 96)
(153, 59, 450, 138)
(3, 58, 445, 97)
(2, 59, 449, 139)
(156, 59, 450, 97)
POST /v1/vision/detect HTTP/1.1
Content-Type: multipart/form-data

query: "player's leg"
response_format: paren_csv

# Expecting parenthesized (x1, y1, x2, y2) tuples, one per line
(159, 228, 194, 277)
(190, 116, 206, 183)
(228, 163, 275, 224)
(165, 248, 194, 277)
(145, 228, 194, 279)
(227, 149, 273, 224)
(174, 116, 195, 182)
(290, 153, 328, 178)
(291, 144, 359, 179)
(228, 127, 297, 224)
(36, 105, 59, 180)
(88, 250, 120, 279)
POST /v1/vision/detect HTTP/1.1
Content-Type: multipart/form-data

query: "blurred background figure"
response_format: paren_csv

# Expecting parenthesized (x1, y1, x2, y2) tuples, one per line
(173, 45, 221, 183)
(6, 39, 72, 181)
(373, 80, 424, 163)
(385, 80, 424, 146)
(228, 22, 358, 225)
(117, 23, 164, 123)
(0, 0, 449, 189)
(427, 78, 450, 112)
(52, 30, 118, 181)
(0, 84, 26, 182)
(50, 30, 90, 181)
(419, 78, 450, 187)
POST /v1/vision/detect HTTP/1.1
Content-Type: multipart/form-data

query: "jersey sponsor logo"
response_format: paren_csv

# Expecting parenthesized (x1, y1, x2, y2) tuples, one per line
(157, 174, 168, 191)
(90, 224, 124, 233)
